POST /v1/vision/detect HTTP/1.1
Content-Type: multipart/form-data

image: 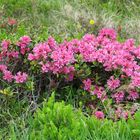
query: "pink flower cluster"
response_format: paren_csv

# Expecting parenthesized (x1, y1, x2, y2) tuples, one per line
(83, 79, 92, 91)
(0, 64, 28, 83)
(1, 40, 10, 52)
(91, 86, 107, 102)
(115, 107, 129, 119)
(17, 36, 31, 54)
(107, 76, 120, 90)
(0, 28, 139, 108)
(28, 37, 75, 75)
(95, 111, 104, 119)
(112, 91, 125, 103)
(14, 72, 28, 83)
(127, 90, 139, 101)
(27, 29, 140, 86)
(26, 28, 140, 104)
(0, 36, 30, 83)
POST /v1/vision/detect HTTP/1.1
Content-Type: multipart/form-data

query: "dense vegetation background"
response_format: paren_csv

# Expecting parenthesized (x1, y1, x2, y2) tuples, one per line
(1, 0, 140, 42)
(0, 0, 140, 139)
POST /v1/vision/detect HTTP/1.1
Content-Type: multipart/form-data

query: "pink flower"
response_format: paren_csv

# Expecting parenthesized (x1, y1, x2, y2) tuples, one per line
(8, 18, 17, 26)
(131, 72, 140, 88)
(0, 65, 7, 72)
(14, 72, 28, 83)
(82, 34, 95, 43)
(30, 42, 51, 60)
(19, 36, 31, 45)
(92, 86, 107, 101)
(28, 53, 36, 61)
(47, 36, 57, 49)
(67, 73, 74, 81)
(115, 108, 129, 119)
(3, 70, 13, 82)
(95, 111, 104, 119)
(83, 79, 92, 91)
(98, 28, 117, 41)
(41, 63, 50, 73)
(1, 40, 10, 52)
(16, 36, 31, 54)
(107, 76, 120, 90)
(112, 91, 125, 103)
(7, 51, 19, 58)
(127, 90, 139, 101)
(133, 46, 140, 59)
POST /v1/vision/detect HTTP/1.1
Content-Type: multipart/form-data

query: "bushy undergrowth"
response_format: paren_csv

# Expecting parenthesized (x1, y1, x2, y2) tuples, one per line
(0, 28, 140, 119)
(5, 94, 140, 140)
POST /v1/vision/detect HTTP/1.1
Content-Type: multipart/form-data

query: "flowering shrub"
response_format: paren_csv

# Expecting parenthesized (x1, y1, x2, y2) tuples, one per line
(0, 28, 140, 119)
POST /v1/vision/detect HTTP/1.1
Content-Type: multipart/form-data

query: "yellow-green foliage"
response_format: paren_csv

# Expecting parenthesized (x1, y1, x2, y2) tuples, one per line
(7, 94, 140, 140)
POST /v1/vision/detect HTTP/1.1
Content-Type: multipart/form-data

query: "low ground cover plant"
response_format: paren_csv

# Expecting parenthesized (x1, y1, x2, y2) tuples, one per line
(6, 94, 140, 140)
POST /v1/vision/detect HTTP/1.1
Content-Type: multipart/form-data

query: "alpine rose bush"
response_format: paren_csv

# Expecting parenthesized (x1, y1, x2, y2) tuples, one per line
(0, 28, 140, 119)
